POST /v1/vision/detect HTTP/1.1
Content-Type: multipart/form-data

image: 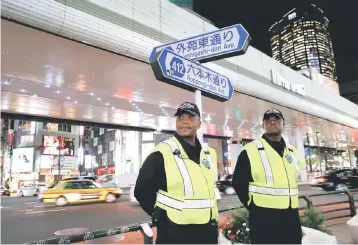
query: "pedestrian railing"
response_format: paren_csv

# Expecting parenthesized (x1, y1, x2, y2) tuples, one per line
(26, 189, 358, 244)
(25, 223, 155, 245)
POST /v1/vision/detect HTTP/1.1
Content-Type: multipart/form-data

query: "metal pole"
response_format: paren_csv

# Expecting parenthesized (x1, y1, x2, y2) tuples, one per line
(316, 132, 322, 173)
(325, 151, 328, 171)
(345, 189, 357, 217)
(195, 90, 203, 144)
(347, 146, 352, 168)
(58, 143, 61, 181)
(1, 119, 10, 186)
(0, 122, 6, 186)
(306, 133, 313, 172)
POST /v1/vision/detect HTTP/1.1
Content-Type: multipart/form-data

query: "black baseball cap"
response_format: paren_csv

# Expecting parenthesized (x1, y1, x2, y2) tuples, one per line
(263, 108, 284, 121)
(174, 102, 201, 118)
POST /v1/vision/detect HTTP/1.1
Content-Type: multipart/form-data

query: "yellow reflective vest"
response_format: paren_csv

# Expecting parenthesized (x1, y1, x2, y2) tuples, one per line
(245, 138, 304, 209)
(153, 136, 218, 225)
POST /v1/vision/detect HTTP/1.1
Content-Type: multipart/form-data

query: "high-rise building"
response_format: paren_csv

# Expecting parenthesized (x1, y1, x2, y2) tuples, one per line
(169, 0, 193, 10)
(269, 4, 337, 81)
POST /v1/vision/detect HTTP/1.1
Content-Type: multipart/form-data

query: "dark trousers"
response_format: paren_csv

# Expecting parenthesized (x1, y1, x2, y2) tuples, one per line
(249, 207, 302, 244)
(156, 218, 218, 244)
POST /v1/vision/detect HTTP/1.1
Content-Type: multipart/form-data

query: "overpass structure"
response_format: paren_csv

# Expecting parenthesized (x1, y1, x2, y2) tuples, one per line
(1, 0, 358, 165)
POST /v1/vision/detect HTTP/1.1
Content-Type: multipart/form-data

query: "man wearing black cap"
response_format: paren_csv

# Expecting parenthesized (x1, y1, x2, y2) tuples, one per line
(134, 102, 219, 244)
(232, 108, 304, 244)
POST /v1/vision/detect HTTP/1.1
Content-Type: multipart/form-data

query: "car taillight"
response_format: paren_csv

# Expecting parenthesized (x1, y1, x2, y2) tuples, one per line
(317, 177, 327, 183)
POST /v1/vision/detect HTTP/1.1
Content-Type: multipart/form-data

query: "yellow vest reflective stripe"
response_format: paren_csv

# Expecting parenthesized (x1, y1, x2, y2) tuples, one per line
(248, 184, 299, 196)
(163, 139, 194, 197)
(246, 138, 300, 209)
(156, 192, 216, 210)
(153, 137, 219, 225)
(253, 139, 274, 184)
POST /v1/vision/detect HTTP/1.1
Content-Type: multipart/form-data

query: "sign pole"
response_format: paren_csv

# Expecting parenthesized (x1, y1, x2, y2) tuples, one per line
(195, 90, 203, 144)
(58, 146, 61, 181)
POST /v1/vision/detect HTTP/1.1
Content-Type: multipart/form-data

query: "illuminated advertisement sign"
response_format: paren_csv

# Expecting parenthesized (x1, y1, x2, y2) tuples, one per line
(42, 136, 75, 156)
(12, 148, 34, 172)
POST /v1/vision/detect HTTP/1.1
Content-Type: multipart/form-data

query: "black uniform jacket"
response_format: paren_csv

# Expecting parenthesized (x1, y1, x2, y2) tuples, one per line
(134, 133, 202, 215)
(232, 134, 301, 214)
(134, 134, 218, 244)
(232, 135, 302, 244)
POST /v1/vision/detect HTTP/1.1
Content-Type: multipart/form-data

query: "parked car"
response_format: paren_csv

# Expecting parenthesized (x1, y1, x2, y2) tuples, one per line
(17, 183, 47, 196)
(216, 174, 236, 195)
(0, 186, 10, 196)
(310, 169, 358, 191)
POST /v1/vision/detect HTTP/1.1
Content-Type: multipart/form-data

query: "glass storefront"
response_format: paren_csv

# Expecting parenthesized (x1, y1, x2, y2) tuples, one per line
(305, 146, 351, 176)
(1, 118, 226, 189)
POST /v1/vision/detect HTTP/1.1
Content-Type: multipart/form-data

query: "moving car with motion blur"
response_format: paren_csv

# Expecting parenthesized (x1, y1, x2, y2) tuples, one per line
(1, 186, 10, 196)
(38, 179, 123, 206)
(310, 169, 358, 191)
(17, 182, 47, 196)
(96, 174, 118, 188)
(216, 174, 236, 195)
(64, 176, 98, 182)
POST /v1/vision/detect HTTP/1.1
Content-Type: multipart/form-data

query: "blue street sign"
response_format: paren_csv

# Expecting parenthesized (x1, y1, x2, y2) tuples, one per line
(148, 24, 250, 63)
(151, 49, 233, 102)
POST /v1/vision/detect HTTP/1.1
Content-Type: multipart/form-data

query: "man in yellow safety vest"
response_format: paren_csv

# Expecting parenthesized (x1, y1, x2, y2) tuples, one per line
(232, 108, 304, 244)
(134, 102, 219, 244)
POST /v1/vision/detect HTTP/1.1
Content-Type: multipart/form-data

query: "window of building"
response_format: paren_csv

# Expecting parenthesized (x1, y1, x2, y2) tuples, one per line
(19, 121, 32, 131)
(18, 135, 34, 147)
(43, 123, 71, 133)
(58, 124, 71, 133)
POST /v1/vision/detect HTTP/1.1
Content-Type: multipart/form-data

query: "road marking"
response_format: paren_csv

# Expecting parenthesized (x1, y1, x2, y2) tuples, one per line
(16, 209, 36, 212)
(25, 202, 39, 205)
(25, 208, 66, 214)
(33, 205, 55, 208)
(0, 206, 10, 209)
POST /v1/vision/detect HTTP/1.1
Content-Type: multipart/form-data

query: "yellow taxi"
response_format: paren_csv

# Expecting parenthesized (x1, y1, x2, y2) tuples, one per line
(38, 179, 123, 206)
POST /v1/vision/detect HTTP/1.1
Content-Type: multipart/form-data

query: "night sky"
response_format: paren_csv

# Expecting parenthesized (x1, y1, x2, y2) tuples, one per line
(193, 0, 358, 84)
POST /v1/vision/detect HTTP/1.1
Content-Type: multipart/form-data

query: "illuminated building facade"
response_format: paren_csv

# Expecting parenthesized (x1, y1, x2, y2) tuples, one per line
(269, 4, 337, 81)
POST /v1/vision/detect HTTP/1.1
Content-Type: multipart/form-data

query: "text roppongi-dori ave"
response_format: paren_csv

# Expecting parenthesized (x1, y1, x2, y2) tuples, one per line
(152, 49, 233, 101)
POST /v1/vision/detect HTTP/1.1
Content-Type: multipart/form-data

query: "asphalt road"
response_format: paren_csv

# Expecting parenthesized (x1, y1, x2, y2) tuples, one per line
(1, 186, 357, 244)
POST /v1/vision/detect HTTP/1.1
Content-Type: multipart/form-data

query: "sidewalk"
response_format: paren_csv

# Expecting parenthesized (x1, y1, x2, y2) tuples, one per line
(76, 217, 354, 244)
(328, 221, 354, 244)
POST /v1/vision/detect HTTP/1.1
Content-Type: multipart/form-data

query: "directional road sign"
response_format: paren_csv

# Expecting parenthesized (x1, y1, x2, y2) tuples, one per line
(148, 24, 250, 63)
(151, 49, 233, 102)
